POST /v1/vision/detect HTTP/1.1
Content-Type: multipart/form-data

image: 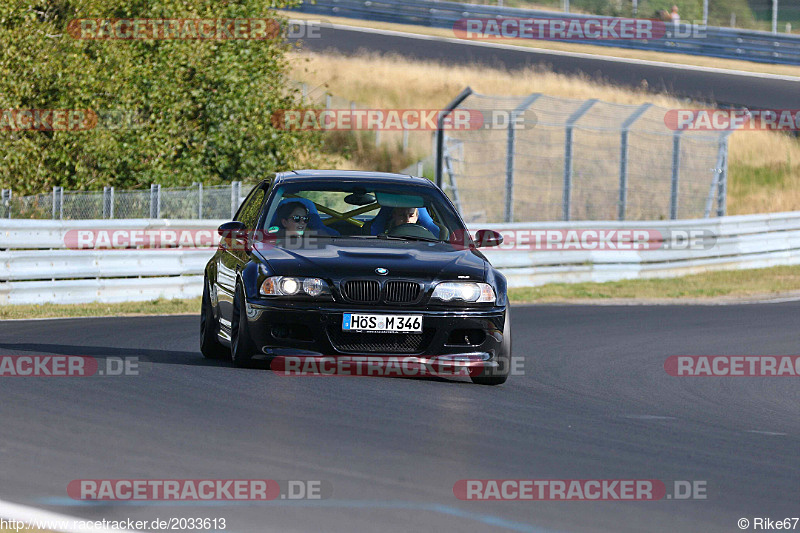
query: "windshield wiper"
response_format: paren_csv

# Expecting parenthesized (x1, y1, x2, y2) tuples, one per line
(375, 234, 440, 243)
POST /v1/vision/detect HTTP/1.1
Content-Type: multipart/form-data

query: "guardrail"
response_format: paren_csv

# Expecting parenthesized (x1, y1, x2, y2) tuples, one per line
(0, 219, 224, 305)
(480, 213, 800, 286)
(2, 212, 800, 304)
(292, 0, 800, 65)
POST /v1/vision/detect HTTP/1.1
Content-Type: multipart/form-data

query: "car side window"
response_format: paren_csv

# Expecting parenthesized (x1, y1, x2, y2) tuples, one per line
(235, 187, 266, 229)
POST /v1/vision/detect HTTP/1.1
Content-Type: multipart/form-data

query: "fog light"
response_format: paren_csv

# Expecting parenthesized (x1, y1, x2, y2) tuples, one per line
(272, 325, 289, 339)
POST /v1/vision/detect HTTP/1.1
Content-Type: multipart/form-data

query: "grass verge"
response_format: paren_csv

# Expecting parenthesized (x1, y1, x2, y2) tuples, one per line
(0, 297, 201, 320)
(509, 265, 800, 302)
(3, 266, 800, 319)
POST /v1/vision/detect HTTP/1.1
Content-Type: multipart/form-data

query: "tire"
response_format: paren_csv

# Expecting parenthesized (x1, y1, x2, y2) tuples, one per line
(200, 277, 229, 360)
(230, 282, 257, 368)
(471, 308, 511, 386)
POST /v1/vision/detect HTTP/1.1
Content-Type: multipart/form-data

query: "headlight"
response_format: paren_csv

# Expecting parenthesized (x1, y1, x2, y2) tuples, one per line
(431, 282, 495, 303)
(260, 276, 330, 297)
(280, 278, 300, 295)
(302, 277, 325, 297)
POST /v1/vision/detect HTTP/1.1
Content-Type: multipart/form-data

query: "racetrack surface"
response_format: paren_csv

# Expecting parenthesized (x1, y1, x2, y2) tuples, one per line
(0, 304, 798, 532)
(296, 24, 800, 109)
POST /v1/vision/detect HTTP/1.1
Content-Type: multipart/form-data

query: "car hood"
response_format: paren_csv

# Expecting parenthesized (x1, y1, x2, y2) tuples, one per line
(252, 238, 487, 282)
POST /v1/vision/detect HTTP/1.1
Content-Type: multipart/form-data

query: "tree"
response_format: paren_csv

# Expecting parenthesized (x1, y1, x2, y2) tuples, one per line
(0, 0, 323, 194)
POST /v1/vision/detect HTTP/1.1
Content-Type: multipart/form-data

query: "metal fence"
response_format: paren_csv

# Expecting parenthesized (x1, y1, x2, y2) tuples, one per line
(0, 182, 247, 220)
(292, 0, 800, 65)
(435, 88, 730, 223)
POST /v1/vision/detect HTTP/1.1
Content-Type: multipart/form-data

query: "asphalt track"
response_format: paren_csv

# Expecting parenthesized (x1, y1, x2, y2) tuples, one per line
(0, 304, 798, 532)
(296, 24, 800, 108)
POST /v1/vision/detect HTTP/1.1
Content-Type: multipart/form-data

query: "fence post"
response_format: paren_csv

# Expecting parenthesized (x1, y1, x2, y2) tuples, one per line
(52, 186, 63, 220)
(402, 128, 409, 152)
(417, 161, 423, 176)
(1, 189, 10, 219)
(436, 87, 473, 188)
(670, 132, 683, 220)
(563, 99, 597, 221)
(772, 0, 778, 34)
(198, 182, 203, 219)
(150, 183, 161, 219)
(618, 103, 652, 221)
(103, 186, 111, 219)
(717, 133, 731, 217)
(231, 181, 241, 218)
(505, 93, 541, 223)
(325, 93, 332, 110)
(109, 187, 114, 219)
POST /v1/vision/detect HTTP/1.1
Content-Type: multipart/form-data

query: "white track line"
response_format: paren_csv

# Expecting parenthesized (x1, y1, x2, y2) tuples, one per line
(323, 22, 800, 82)
(0, 499, 147, 532)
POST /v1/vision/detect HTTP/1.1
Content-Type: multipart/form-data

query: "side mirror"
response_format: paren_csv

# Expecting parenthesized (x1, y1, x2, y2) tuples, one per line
(218, 221, 248, 250)
(474, 229, 503, 248)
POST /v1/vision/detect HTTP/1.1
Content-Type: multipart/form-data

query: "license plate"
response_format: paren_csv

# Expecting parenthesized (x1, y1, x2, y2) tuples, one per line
(342, 313, 422, 333)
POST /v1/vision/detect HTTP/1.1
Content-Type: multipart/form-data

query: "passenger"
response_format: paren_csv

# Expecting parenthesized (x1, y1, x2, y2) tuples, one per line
(274, 201, 309, 238)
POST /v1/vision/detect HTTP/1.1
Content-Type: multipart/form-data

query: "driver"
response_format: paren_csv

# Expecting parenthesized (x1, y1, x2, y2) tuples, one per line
(385, 207, 418, 233)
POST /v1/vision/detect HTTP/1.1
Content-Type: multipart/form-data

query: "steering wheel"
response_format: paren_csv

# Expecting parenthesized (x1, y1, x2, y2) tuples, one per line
(388, 223, 437, 240)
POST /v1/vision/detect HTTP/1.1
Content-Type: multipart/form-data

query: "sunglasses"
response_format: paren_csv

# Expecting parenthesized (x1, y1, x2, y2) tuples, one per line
(289, 215, 310, 223)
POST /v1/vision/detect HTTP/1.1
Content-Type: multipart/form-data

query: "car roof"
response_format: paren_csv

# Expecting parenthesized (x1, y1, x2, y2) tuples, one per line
(273, 169, 435, 187)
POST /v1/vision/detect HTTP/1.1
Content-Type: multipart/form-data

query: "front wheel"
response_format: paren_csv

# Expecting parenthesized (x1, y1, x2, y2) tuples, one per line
(471, 309, 511, 386)
(200, 278, 229, 360)
(230, 282, 257, 368)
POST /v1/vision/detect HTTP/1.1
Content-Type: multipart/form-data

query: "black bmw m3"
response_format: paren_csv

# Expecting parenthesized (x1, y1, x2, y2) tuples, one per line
(200, 170, 511, 385)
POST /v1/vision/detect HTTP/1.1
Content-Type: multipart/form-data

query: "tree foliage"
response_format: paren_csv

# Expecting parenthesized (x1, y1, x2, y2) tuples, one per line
(0, 0, 322, 194)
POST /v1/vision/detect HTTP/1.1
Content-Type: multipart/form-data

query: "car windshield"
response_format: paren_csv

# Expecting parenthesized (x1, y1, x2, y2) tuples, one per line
(261, 180, 467, 242)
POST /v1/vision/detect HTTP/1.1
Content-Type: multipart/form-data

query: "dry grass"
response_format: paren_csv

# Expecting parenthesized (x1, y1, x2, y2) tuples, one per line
(727, 133, 800, 213)
(281, 10, 800, 78)
(289, 51, 800, 215)
(0, 297, 201, 320)
(290, 50, 691, 109)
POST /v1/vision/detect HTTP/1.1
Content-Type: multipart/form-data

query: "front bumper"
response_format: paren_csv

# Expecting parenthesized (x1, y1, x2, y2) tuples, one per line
(244, 299, 506, 365)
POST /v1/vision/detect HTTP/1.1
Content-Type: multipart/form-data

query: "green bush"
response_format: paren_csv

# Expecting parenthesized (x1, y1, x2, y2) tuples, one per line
(0, 0, 325, 195)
